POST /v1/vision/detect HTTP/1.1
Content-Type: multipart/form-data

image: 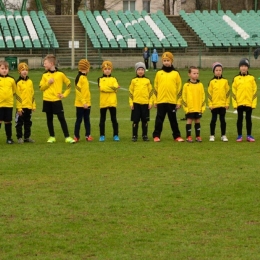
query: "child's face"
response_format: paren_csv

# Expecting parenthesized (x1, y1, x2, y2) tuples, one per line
(43, 59, 54, 71)
(20, 69, 28, 78)
(0, 65, 9, 76)
(103, 67, 112, 76)
(162, 59, 172, 67)
(214, 66, 222, 77)
(80, 69, 89, 74)
(189, 69, 199, 81)
(240, 65, 248, 74)
(136, 68, 145, 77)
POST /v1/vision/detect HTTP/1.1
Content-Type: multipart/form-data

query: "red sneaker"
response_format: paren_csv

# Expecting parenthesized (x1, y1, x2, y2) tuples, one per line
(86, 135, 93, 141)
(196, 136, 202, 142)
(175, 137, 184, 142)
(153, 137, 160, 142)
(186, 136, 193, 143)
(73, 137, 80, 142)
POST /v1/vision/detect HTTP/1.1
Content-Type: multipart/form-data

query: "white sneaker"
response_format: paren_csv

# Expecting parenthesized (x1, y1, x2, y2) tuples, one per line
(209, 135, 215, 141)
(221, 135, 228, 142)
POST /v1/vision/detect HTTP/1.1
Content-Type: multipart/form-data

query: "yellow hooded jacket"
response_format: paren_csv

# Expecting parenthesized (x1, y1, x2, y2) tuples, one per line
(39, 69, 71, 101)
(208, 76, 230, 108)
(232, 73, 257, 109)
(98, 75, 119, 108)
(74, 72, 91, 107)
(16, 76, 36, 111)
(182, 80, 206, 114)
(129, 76, 153, 106)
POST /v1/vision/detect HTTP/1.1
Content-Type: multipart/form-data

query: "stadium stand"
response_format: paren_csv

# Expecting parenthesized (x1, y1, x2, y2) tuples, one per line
(0, 11, 14, 48)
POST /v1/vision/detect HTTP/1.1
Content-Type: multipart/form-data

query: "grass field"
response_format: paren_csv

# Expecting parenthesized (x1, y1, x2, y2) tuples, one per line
(1, 67, 260, 259)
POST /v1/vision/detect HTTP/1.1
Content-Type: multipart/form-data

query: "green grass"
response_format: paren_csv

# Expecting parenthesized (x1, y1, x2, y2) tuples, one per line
(1, 68, 260, 259)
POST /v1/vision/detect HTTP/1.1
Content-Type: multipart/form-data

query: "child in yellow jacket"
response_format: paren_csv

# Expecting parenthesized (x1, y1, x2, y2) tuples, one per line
(208, 62, 230, 142)
(129, 62, 153, 142)
(232, 58, 257, 142)
(98, 60, 120, 142)
(0, 60, 20, 144)
(152, 52, 184, 142)
(73, 59, 92, 142)
(39, 54, 75, 143)
(15, 62, 36, 143)
(182, 66, 205, 142)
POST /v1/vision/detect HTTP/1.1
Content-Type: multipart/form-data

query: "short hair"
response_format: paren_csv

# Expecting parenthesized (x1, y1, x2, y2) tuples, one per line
(188, 66, 199, 73)
(44, 54, 56, 64)
(0, 60, 9, 68)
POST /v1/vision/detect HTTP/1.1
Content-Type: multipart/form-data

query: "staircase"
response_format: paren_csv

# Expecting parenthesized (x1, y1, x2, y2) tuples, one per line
(47, 15, 102, 67)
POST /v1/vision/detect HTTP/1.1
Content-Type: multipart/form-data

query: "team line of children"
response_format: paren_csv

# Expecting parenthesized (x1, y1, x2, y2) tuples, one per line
(0, 52, 257, 144)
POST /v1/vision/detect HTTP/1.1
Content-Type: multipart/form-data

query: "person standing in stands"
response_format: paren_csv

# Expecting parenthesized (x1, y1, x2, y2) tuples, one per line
(143, 47, 150, 71)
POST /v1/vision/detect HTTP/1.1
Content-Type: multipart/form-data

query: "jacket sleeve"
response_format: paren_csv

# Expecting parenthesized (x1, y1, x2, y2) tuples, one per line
(232, 78, 237, 109)
(207, 81, 213, 108)
(15, 82, 22, 112)
(201, 83, 206, 113)
(62, 74, 71, 98)
(153, 73, 158, 105)
(252, 77, 257, 109)
(129, 80, 134, 106)
(181, 84, 188, 114)
(176, 73, 182, 105)
(39, 74, 50, 91)
(148, 81, 154, 106)
(31, 80, 36, 110)
(225, 80, 230, 107)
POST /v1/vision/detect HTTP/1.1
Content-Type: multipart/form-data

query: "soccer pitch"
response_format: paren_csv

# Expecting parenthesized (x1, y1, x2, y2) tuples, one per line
(1, 67, 260, 259)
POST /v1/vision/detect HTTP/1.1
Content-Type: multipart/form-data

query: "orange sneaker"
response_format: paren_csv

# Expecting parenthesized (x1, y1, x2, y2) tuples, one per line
(175, 137, 184, 142)
(86, 135, 93, 141)
(153, 137, 160, 142)
(196, 136, 202, 142)
(73, 137, 80, 142)
(186, 136, 193, 143)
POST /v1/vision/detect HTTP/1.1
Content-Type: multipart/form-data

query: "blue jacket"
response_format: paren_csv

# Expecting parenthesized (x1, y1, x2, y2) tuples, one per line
(151, 49, 158, 62)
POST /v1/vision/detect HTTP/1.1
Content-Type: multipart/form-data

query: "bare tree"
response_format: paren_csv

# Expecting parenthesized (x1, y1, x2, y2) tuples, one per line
(164, 0, 170, 15)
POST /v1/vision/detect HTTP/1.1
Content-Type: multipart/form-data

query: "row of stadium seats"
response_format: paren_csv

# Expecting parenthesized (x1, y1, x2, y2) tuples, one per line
(180, 10, 260, 47)
(0, 10, 58, 48)
(78, 10, 188, 49)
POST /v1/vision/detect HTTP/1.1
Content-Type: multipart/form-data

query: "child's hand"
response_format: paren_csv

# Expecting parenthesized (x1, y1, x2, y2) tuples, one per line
(225, 106, 229, 110)
(148, 104, 152, 109)
(32, 109, 36, 112)
(48, 78, 54, 85)
(130, 105, 134, 110)
(83, 104, 88, 109)
(154, 104, 157, 108)
(209, 107, 213, 110)
(18, 110, 23, 116)
(176, 104, 181, 109)
(58, 93, 64, 99)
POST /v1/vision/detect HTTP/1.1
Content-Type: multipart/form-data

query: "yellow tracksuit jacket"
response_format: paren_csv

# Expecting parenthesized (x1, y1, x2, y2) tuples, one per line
(129, 76, 153, 106)
(153, 67, 182, 105)
(0, 74, 19, 108)
(182, 80, 206, 114)
(74, 72, 91, 107)
(39, 69, 71, 101)
(16, 76, 36, 111)
(208, 76, 230, 108)
(98, 75, 119, 108)
(232, 73, 257, 109)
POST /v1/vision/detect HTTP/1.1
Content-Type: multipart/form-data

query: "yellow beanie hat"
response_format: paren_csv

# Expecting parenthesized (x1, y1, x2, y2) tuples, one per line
(162, 52, 174, 63)
(18, 62, 29, 73)
(102, 60, 113, 70)
(78, 59, 90, 71)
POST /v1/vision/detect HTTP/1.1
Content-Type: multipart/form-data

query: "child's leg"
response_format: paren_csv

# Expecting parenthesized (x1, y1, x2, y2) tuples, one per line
(236, 106, 244, 135)
(5, 122, 12, 140)
(219, 113, 226, 136)
(57, 112, 70, 138)
(153, 103, 167, 138)
(99, 108, 107, 136)
(132, 122, 139, 137)
(15, 111, 24, 139)
(141, 121, 148, 137)
(210, 110, 218, 136)
(83, 107, 91, 137)
(167, 104, 181, 139)
(23, 108, 32, 139)
(245, 108, 253, 135)
(109, 107, 118, 136)
(74, 107, 83, 139)
(194, 119, 201, 137)
(186, 118, 192, 137)
(46, 112, 55, 137)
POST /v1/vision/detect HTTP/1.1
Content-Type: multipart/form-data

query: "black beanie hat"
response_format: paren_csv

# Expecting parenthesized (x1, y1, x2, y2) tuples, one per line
(239, 58, 250, 68)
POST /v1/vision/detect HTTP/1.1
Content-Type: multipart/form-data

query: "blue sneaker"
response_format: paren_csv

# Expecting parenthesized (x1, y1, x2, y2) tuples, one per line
(247, 135, 255, 142)
(236, 135, 243, 142)
(113, 135, 120, 141)
(99, 135, 105, 142)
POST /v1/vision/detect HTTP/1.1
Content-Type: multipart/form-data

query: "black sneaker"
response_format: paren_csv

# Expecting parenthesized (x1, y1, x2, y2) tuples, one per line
(132, 136, 137, 142)
(6, 139, 14, 144)
(142, 135, 149, 141)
